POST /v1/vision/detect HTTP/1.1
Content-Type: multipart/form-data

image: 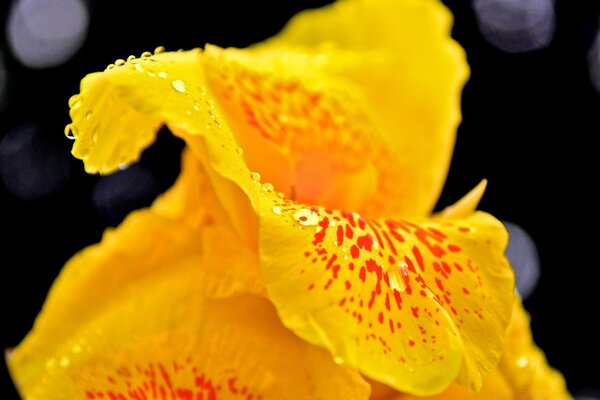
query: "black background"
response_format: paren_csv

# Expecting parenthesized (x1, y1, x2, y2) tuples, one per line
(1, 0, 599, 397)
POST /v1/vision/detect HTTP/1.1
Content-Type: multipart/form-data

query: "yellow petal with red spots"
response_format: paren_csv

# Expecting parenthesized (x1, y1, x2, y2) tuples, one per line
(368, 299, 571, 399)
(259, 193, 514, 395)
(7, 208, 368, 399)
(202, 0, 467, 217)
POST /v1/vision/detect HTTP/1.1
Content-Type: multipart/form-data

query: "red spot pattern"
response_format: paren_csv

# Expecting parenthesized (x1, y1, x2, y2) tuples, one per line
(276, 203, 499, 360)
(83, 360, 260, 400)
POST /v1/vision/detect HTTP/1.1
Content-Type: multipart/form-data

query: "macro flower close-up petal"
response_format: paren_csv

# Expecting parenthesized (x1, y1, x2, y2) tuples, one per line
(2, 0, 595, 398)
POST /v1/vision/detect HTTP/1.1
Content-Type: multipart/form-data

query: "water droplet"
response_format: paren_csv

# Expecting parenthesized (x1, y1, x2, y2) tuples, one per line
(208, 109, 215, 119)
(171, 79, 186, 93)
(193, 104, 200, 112)
(64, 124, 75, 140)
(516, 356, 529, 368)
(85, 111, 92, 120)
(158, 71, 168, 79)
(147, 71, 156, 77)
(154, 46, 165, 54)
(276, 192, 285, 199)
(388, 261, 408, 292)
(293, 208, 319, 226)
(272, 205, 282, 215)
(262, 182, 274, 192)
(115, 59, 125, 66)
(59, 357, 70, 367)
(134, 63, 145, 73)
(250, 171, 261, 182)
(68, 94, 81, 109)
(214, 119, 222, 128)
(141, 51, 152, 58)
(118, 163, 127, 171)
(105, 64, 115, 70)
(127, 55, 136, 62)
(235, 147, 244, 156)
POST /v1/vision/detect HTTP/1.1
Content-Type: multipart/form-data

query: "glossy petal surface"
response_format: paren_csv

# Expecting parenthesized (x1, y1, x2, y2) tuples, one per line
(259, 192, 514, 394)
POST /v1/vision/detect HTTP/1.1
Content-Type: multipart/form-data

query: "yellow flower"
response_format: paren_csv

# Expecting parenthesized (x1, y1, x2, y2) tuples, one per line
(6, 0, 567, 398)
(371, 300, 570, 399)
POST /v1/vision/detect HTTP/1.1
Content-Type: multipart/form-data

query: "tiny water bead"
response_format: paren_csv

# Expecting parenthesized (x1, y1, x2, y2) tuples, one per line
(171, 79, 186, 93)
(261, 182, 274, 193)
(158, 71, 168, 79)
(293, 208, 319, 226)
(250, 171, 261, 182)
(235, 147, 244, 156)
(272, 205, 283, 215)
(68, 94, 80, 108)
(114, 59, 125, 66)
(64, 124, 75, 140)
(154, 46, 166, 54)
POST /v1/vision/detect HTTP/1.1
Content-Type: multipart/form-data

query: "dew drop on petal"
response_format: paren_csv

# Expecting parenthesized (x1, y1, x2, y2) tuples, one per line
(154, 46, 165, 54)
(272, 205, 282, 215)
(68, 94, 80, 108)
(293, 208, 319, 226)
(235, 147, 244, 156)
(115, 59, 125, 66)
(262, 182, 274, 192)
(141, 51, 152, 58)
(158, 71, 168, 79)
(64, 124, 75, 139)
(250, 171, 261, 182)
(171, 79, 186, 93)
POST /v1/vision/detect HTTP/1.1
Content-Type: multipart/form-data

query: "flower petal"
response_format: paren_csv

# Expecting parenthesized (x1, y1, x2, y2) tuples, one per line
(258, 192, 514, 395)
(7, 207, 368, 399)
(496, 300, 570, 399)
(373, 299, 570, 399)
(201, 0, 468, 217)
(388, 369, 513, 400)
(68, 49, 261, 243)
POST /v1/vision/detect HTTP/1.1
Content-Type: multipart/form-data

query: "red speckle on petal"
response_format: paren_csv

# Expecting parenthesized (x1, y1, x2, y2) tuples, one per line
(350, 245, 360, 259)
(412, 246, 425, 271)
(359, 266, 366, 282)
(448, 244, 461, 252)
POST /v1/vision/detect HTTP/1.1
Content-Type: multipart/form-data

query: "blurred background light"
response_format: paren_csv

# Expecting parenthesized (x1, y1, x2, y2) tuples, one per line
(588, 25, 600, 94)
(0, 52, 7, 111)
(472, 0, 556, 53)
(92, 164, 159, 226)
(504, 221, 540, 300)
(0, 123, 72, 200)
(6, 0, 89, 68)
